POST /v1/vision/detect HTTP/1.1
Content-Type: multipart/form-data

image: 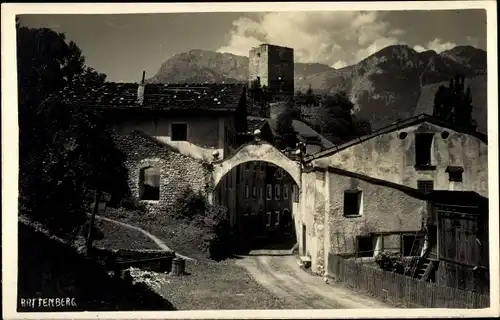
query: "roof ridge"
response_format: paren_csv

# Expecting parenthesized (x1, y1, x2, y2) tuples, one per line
(305, 113, 487, 162)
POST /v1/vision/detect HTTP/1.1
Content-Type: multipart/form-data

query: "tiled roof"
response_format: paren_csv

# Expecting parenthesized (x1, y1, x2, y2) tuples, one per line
(247, 116, 334, 152)
(246, 117, 268, 134)
(48, 82, 245, 113)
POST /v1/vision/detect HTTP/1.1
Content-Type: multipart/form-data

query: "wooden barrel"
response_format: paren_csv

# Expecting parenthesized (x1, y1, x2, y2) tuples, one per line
(171, 257, 185, 276)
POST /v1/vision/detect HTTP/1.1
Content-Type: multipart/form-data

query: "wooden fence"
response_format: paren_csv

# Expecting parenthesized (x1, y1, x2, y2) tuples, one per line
(327, 254, 490, 309)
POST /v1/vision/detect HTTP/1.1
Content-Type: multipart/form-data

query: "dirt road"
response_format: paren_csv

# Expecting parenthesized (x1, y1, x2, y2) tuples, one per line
(235, 255, 390, 309)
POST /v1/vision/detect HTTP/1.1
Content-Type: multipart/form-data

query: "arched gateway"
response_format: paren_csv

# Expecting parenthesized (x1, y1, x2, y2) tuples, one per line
(212, 141, 302, 189)
(212, 140, 302, 253)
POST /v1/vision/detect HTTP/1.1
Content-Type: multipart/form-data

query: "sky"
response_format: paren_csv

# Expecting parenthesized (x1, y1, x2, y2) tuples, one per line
(19, 10, 487, 82)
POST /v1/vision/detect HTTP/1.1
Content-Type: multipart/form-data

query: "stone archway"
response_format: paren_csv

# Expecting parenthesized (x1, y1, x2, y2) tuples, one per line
(212, 141, 303, 253)
(212, 141, 301, 189)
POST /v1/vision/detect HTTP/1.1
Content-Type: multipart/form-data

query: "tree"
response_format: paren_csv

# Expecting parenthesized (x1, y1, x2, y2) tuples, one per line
(17, 22, 125, 236)
(275, 100, 298, 150)
(308, 91, 372, 144)
(433, 74, 475, 129)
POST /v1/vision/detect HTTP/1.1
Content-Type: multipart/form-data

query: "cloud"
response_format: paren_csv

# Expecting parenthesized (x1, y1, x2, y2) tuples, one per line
(331, 60, 348, 69)
(413, 38, 457, 53)
(217, 11, 406, 66)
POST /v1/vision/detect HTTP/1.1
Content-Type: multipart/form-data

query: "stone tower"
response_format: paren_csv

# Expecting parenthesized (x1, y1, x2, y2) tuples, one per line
(248, 44, 294, 97)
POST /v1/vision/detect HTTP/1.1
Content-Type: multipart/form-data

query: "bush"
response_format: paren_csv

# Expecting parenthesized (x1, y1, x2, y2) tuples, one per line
(120, 196, 146, 212)
(375, 251, 420, 276)
(171, 188, 208, 220)
(203, 204, 233, 261)
(171, 188, 234, 260)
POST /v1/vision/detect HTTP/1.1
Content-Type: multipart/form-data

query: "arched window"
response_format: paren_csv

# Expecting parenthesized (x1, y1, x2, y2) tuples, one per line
(139, 166, 160, 200)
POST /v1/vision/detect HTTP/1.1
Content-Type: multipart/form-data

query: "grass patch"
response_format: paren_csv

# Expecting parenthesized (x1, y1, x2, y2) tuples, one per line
(152, 259, 297, 310)
(93, 219, 160, 250)
(101, 207, 212, 260)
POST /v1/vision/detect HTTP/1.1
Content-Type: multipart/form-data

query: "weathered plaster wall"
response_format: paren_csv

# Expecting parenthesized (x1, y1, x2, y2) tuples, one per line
(114, 132, 211, 214)
(249, 46, 268, 85)
(326, 171, 427, 255)
(298, 171, 317, 264)
(311, 122, 488, 197)
(113, 114, 232, 161)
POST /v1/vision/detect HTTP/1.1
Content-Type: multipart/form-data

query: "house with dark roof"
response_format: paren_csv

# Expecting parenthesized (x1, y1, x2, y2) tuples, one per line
(55, 72, 248, 162)
(295, 114, 488, 289)
(52, 72, 249, 212)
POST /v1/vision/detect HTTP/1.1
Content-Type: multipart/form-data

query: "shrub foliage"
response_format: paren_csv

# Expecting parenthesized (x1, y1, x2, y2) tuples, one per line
(172, 188, 233, 260)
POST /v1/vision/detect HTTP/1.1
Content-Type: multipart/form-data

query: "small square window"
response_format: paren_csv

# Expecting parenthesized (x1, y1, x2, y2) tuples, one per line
(171, 123, 188, 141)
(344, 190, 362, 216)
(446, 166, 464, 182)
(417, 180, 434, 193)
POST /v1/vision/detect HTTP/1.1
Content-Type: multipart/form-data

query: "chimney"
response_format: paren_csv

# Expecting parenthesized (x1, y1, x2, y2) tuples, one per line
(137, 70, 146, 105)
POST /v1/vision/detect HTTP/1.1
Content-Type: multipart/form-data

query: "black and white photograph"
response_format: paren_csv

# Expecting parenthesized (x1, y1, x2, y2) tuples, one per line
(2, 1, 498, 319)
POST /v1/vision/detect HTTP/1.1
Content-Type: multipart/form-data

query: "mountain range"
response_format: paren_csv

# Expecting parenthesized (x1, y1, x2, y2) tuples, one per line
(146, 45, 487, 133)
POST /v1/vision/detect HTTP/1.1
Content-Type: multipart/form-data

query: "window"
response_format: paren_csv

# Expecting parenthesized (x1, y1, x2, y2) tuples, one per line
(446, 166, 464, 182)
(283, 184, 289, 199)
(417, 180, 434, 193)
(343, 190, 362, 216)
(276, 168, 283, 180)
(252, 186, 257, 199)
(415, 133, 434, 168)
(171, 123, 188, 141)
(139, 166, 160, 200)
(260, 187, 264, 199)
(266, 212, 272, 227)
(292, 184, 299, 203)
(402, 235, 423, 256)
(275, 211, 280, 226)
(275, 185, 281, 200)
(244, 185, 249, 199)
(266, 184, 272, 200)
(357, 236, 374, 257)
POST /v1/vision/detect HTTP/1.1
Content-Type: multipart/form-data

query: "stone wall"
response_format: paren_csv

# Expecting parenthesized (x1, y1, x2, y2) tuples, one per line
(114, 131, 212, 214)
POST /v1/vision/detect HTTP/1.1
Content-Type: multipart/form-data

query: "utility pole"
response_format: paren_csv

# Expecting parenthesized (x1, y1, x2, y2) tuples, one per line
(86, 190, 100, 256)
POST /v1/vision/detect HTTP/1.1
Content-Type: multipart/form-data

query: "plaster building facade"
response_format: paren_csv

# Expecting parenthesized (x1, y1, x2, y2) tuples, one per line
(58, 43, 489, 294)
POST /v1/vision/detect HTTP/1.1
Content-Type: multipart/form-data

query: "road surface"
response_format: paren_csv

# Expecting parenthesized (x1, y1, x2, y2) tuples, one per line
(235, 255, 390, 309)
